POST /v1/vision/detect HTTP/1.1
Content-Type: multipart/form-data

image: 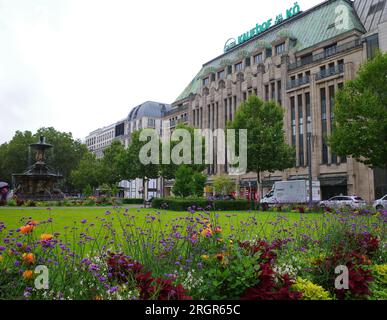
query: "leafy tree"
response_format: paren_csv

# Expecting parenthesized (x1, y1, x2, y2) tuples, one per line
(172, 165, 194, 198)
(35, 127, 88, 191)
(0, 127, 89, 192)
(70, 152, 101, 192)
(192, 171, 207, 197)
(228, 95, 295, 199)
(171, 165, 207, 198)
(120, 130, 159, 201)
(83, 184, 93, 197)
(213, 174, 235, 196)
(159, 124, 207, 180)
(100, 140, 126, 186)
(0, 130, 35, 184)
(330, 52, 387, 168)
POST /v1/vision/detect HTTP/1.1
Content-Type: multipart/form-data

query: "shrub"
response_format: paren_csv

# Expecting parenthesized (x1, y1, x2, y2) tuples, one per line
(6, 199, 17, 207)
(122, 198, 144, 205)
(369, 264, 387, 300)
(212, 200, 250, 211)
(291, 277, 332, 300)
(152, 198, 250, 211)
(152, 198, 210, 211)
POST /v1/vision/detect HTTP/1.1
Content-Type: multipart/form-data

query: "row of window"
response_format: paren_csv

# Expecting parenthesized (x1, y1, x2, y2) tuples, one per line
(86, 130, 114, 147)
(203, 42, 286, 85)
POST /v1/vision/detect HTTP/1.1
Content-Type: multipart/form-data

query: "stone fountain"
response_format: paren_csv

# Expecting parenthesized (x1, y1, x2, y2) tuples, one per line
(12, 136, 64, 201)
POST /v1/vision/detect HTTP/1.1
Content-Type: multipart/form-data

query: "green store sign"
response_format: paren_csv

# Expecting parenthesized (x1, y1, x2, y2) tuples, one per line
(224, 2, 301, 53)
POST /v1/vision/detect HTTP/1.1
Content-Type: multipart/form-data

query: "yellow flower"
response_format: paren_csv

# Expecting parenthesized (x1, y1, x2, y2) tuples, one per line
(0, 255, 3, 263)
(23, 270, 34, 280)
(201, 255, 209, 260)
(40, 234, 53, 241)
(22, 253, 35, 265)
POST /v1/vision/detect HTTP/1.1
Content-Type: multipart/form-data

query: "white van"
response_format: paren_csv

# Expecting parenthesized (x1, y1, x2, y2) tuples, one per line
(260, 180, 321, 206)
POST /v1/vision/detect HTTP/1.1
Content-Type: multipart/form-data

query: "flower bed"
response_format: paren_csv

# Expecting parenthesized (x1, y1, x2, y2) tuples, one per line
(0, 207, 385, 300)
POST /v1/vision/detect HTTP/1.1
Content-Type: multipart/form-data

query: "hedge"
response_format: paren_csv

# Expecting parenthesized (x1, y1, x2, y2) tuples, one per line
(121, 198, 144, 205)
(151, 198, 251, 211)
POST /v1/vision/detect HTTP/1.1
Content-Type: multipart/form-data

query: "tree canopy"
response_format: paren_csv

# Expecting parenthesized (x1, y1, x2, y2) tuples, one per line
(330, 52, 387, 169)
(0, 127, 88, 191)
(228, 95, 295, 197)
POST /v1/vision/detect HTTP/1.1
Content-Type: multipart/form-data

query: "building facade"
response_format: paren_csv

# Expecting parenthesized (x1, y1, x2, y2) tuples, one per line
(170, 0, 387, 201)
(85, 101, 171, 198)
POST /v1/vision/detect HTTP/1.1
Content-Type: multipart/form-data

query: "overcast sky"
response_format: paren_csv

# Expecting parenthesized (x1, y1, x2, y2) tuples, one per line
(0, 0, 322, 144)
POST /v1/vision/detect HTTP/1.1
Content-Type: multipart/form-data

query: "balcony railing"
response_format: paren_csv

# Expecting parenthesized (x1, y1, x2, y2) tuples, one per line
(287, 76, 310, 90)
(315, 64, 344, 80)
(288, 38, 362, 71)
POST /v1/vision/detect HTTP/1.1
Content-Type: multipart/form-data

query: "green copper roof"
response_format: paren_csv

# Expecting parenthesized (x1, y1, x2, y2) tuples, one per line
(174, 0, 366, 103)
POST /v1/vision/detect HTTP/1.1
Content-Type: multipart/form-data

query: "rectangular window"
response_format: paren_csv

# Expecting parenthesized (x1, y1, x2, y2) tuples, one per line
(277, 80, 282, 105)
(275, 43, 285, 55)
(245, 57, 251, 67)
(324, 43, 337, 57)
(265, 85, 269, 101)
(291, 97, 296, 148)
(266, 47, 272, 58)
(329, 85, 337, 164)
(301, 53, 313, 66)
(271, 82, 276, 101)
(321, 88, 328, 164)
(227, 65, 232, 75)
(305, 92, 311, 165)
(235, 62, 243, 72)
(298, 94, 304, 167)
(218, 70, 225, 79)
(224, 99, 228, 123)
(366, 34, 379, 59)
(254, 53, 263, 64)
(203, 77, 209, 86)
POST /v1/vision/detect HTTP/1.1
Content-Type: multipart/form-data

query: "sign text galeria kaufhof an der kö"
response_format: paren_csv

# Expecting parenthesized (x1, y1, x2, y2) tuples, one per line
(224, 2, 301, 52)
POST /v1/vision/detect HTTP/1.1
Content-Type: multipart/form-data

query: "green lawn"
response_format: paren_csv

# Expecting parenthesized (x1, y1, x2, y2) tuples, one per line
(0, 206, 323, 241)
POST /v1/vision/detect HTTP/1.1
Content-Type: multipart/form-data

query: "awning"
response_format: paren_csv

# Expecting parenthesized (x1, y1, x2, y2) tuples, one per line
(318, 176, 347, 187)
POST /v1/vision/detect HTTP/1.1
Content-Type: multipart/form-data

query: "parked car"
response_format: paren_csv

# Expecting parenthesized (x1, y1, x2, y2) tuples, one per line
(319, 195, 367, 210)
(373, 195, 387, 210)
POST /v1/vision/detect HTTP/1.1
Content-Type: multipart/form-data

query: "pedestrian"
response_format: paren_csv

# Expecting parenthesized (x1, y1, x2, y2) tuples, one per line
(0, 186, 8, 201)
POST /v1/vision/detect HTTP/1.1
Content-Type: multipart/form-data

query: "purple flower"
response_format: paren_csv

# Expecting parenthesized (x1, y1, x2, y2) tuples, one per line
(81, 219, 87, 224)
(0, 246, 6, 251)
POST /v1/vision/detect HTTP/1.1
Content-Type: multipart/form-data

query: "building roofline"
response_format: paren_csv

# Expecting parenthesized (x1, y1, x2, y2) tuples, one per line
(203, 0, 355, 67)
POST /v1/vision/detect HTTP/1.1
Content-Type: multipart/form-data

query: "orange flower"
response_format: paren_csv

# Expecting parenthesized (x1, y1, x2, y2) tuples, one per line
(214, 227, 222, 234)
(22, 253, 35, 265)
(94, 296, 103, 300)
(28, 220, 38, 226)
(20, 225, 34, 234)
(40, 234, 53, 241)
(201, 228, 213, 238)
(22, 270, 34, 280)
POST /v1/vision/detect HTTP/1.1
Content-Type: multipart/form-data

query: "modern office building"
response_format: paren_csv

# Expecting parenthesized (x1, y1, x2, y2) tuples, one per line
(171, 0, 387, 201)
